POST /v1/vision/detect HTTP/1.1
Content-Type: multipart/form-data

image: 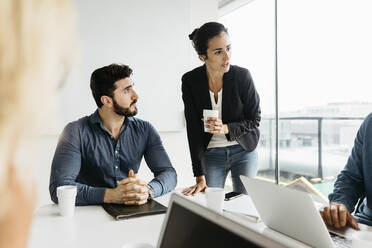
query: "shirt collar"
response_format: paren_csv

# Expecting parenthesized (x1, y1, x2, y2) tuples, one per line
(89, 109, 130, 132)
(90, 109, 103, 127)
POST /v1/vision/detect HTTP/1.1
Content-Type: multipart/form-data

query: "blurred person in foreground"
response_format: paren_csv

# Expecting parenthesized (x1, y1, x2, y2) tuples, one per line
(0, 0, 76, 247)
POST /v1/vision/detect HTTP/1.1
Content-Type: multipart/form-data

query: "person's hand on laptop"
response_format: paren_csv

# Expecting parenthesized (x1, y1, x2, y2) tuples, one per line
(182, 175, 207, 196)
(320, 202, 360, 230)
(104, 170, 149, 205)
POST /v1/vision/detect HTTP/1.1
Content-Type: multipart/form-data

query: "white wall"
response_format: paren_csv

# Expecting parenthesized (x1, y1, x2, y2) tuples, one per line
(138, 0, 219, 192)
(32, 0, 218, 207)
(58, 0, 188, 132)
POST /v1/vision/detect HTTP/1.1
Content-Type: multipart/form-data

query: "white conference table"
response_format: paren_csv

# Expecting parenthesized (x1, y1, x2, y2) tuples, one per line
(27, 190, 372, 248)
(27, 194, 170, 248)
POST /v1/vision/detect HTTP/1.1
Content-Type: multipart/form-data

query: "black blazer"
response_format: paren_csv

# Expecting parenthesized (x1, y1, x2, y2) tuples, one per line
(181, 64, 261, 177)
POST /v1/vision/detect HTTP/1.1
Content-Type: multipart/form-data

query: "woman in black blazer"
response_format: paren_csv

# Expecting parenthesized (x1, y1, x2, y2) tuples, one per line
(182, 22, 261, 196)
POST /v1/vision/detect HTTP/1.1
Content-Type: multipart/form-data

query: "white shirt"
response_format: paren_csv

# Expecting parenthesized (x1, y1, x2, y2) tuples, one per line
(207, 89, 239, 149)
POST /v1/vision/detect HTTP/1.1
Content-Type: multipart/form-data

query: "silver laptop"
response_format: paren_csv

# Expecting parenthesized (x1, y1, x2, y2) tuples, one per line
(156, 192, 287, 248)
(240, 176, 353, 248)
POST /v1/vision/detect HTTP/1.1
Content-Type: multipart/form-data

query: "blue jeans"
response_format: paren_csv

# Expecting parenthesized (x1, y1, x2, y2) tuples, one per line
(204, 144, 258, 194)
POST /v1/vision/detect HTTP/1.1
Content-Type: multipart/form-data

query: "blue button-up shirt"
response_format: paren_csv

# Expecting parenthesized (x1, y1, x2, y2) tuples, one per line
(49, 110, 177, 205)
(329, 112, 372, 226)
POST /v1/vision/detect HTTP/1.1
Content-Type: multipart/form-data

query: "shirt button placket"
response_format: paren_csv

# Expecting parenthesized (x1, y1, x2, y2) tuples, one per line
(114, 146, 120, 183)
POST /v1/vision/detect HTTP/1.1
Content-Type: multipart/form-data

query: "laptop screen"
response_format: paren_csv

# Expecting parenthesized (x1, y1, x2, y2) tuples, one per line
(159, 202, 262, 248)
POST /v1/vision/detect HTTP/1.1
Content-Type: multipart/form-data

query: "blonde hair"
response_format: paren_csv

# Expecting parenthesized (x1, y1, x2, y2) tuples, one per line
(0, 0, 76, 217)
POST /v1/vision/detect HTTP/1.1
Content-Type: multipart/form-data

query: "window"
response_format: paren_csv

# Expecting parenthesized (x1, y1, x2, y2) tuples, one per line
(220, 0, 372, 197)
(220, 0, 276, 183)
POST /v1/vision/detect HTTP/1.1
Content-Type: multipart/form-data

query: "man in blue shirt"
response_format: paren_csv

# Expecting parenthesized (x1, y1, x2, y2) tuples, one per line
(49, 64, 177, 206)
(320, 113, 372, 229)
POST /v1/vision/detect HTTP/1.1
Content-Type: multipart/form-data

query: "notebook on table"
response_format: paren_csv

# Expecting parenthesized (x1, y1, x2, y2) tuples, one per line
(103, 199, 167, 220)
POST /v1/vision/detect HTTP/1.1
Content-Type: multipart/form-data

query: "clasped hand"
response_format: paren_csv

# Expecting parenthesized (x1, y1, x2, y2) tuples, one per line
(204, 117, 228, 134)
(104, 170, 149, 205)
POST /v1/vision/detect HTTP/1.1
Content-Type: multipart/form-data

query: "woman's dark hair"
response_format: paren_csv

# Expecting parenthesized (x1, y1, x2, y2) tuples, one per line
(90, 63, 132, 108)
(189, 22, 228, 57)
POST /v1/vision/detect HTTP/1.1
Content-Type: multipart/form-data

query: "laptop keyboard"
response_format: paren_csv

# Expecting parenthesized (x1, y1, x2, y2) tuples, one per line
(331, 233, 352, 248)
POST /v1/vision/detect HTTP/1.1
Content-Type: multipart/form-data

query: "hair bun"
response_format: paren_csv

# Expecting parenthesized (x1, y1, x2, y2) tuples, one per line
(188, 28, 199, 40)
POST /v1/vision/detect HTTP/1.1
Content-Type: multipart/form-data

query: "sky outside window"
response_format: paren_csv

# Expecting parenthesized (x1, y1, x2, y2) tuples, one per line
(220, 0, 372, 115)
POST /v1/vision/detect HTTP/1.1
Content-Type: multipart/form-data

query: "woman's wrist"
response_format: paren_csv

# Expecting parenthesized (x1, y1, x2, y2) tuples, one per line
(196, 175, 205, 184)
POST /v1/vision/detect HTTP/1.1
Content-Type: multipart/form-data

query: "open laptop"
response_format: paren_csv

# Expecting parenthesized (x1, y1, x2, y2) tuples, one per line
(240, 176, 353, 248)
(156, 192, 287, 248)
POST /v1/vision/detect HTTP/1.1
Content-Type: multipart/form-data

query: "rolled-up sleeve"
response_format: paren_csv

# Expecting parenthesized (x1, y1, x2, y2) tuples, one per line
(49, 123, 106, 205)
(144, 123, 177, 197)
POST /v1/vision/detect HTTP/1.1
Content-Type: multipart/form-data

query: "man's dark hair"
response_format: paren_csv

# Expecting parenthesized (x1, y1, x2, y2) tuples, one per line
(188, 22, 228, 57)
(90, 63, 133, 108)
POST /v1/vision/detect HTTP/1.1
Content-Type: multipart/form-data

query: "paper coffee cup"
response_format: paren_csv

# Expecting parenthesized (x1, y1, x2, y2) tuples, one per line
(57, 185, 77, 217)
(203, 109, 219, 132)
(352, 231, 372, 248)
(205, 187, 224, 213)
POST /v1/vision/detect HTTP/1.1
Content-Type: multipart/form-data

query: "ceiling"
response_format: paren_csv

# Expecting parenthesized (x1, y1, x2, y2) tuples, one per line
(218, 0, 237, 9)
(218, 0, 254, 16)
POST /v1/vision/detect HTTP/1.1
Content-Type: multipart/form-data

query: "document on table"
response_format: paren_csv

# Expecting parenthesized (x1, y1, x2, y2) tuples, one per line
(223, 195, 260, 222)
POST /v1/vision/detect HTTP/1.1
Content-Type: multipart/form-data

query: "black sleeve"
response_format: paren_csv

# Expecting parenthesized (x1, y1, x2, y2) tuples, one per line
(226, 69, 261, 141)
(181, 75, 206, 177)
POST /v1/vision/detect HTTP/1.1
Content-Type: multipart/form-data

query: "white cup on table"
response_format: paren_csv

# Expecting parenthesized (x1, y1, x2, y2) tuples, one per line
(205, 187, 224, 214)
(352, 231, 372, 248)
(57, 185, 77, 217)
(203, 109, 219, 132)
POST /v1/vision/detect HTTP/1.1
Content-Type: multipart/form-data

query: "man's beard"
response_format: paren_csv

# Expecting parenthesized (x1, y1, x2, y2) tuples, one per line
(112, 98, 138, 117)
